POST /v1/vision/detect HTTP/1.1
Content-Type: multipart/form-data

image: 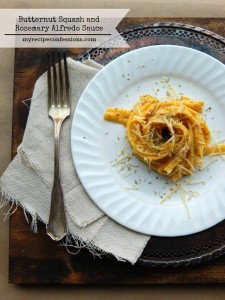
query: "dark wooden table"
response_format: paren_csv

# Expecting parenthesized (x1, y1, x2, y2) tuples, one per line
(9, 17, 225, 284)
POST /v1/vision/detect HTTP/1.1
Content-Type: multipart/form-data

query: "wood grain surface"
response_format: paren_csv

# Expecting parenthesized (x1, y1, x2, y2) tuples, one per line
(9, 18, 225, 284)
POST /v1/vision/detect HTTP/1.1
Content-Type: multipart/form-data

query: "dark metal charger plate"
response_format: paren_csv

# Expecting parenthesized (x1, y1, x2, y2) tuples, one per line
(77, 22, 225, 267)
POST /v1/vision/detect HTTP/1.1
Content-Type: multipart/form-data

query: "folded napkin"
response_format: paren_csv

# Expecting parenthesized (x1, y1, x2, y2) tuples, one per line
(0, 58, 150, 264)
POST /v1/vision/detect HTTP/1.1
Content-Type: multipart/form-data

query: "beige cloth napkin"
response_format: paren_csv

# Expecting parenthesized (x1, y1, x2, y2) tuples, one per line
(0, 58, 150, 264)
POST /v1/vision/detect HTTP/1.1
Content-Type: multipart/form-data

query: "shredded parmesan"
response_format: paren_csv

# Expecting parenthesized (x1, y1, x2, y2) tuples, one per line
(217, 137, 225, 143)
(190, 119, 201, 128)
(164, 135, 175, 144)
(184, 157, 195, 171)
(160, 184, 180, 204)
(111, 153, 132, 166)
(200, 157, 217, 170)
(117, 147, 126, 156)
(178, 165, 194, 176)
(116, 165, 126, 173)
(125, 186, 139, 190)
(185, 179, 205, 185)
(179, 186, 191, 219)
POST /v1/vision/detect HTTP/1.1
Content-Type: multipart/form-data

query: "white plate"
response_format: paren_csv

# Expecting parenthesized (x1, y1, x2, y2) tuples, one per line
(71, 45, 225, 237)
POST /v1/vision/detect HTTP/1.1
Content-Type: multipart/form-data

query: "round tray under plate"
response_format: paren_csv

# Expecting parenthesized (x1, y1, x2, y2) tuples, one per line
(77, 22, 225, 267)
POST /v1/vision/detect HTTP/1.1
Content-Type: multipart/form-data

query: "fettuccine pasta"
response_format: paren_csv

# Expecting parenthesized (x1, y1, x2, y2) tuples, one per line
(104, 95, 225, 181)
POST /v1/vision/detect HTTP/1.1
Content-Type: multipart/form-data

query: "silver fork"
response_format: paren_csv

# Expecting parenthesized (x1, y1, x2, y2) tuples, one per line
(46, 50, 70, 241)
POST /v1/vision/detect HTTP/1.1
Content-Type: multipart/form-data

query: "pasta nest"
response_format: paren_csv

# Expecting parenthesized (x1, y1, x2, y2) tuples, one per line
(104, 95, 224, 181)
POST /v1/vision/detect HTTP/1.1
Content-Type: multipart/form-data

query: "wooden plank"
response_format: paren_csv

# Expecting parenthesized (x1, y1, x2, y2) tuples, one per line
(9, 207, 225, 285)
(9, 17, 225, 284)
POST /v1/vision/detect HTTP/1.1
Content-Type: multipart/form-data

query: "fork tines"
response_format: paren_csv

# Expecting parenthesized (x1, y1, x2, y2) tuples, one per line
(46, 50, 70, 111)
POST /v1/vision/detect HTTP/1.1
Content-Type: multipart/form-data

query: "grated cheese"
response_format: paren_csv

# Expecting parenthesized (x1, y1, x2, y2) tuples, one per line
(190, 119, 201, 128)
(179, 186, 191, 219)
(178, 165, 194, 176)
(217, 137, 225, 143)
(125, 186, 139, 190)
(183, 157, 195, 171)
(200, 157, 217, 170)
(117, 147, 126, 156)
(185, 179, 205, 185)
(160, 184, 180, 204)
(116, 165, 126, 173)
(111, 153, 132, 166)
(164, 135, 175, 144)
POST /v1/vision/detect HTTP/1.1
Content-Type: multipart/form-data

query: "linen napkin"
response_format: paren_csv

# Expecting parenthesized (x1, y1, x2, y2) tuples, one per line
(0, 58, 150, 264)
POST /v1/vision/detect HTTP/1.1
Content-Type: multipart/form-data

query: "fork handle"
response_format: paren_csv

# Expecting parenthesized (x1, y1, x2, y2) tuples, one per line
(47, 119, 67, 241)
